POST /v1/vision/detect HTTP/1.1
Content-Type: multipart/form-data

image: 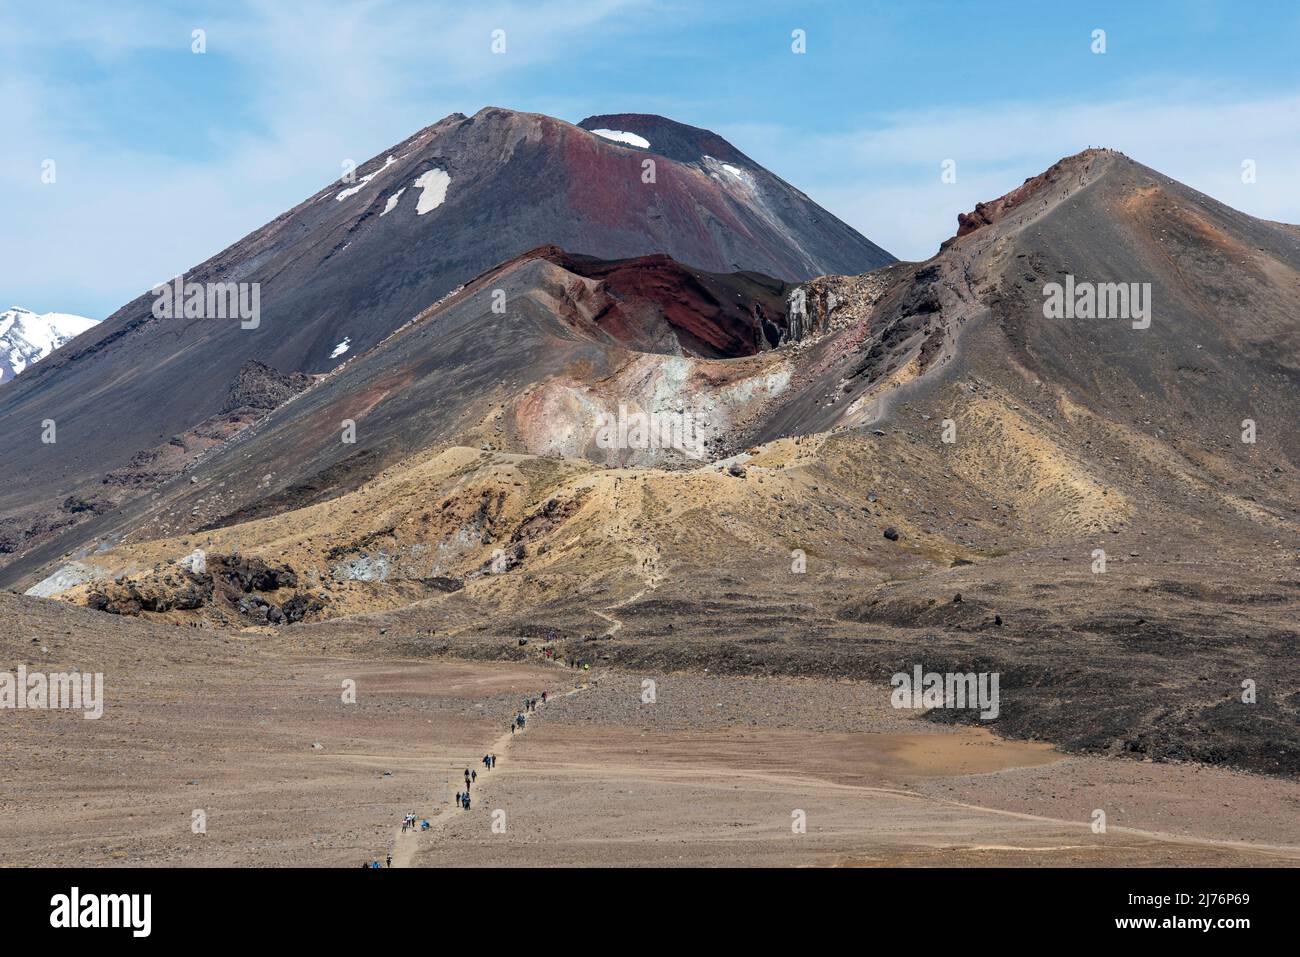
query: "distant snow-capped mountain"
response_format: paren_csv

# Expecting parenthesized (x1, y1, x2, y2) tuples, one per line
(0, 306, 99, 383)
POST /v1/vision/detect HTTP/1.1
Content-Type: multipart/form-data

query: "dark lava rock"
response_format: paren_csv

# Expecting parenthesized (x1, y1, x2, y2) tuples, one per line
(84, 570, 213, 616)
(282, 592, 325, 624)
(212, 555, 298, 593)
(221, 359, 314, 414)
(61, 495, 109, 515)
(420, 576, 464, 593)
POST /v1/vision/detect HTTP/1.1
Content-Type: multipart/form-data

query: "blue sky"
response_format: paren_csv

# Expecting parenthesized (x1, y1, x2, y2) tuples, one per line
(3, 0, 1299, 318)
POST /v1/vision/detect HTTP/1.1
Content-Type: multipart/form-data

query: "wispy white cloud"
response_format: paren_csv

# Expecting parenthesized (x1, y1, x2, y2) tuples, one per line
(733, 92, 1300, 261)
(0, 0, 651, 316)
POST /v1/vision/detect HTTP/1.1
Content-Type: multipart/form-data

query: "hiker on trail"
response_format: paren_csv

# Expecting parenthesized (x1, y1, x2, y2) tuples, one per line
(542, 691, 548, 704)
(386, 854, 392, 868)
(510, 722, 515, 735)
(455, 791, 462, 805)
(491, 753, 497, 768)
(471, 769, 477, 784)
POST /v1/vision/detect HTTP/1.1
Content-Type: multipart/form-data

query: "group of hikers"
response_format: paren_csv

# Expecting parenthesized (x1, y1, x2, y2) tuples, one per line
(511, 692, 550, 734)
(400, 812, 428, 833)
(538, 642, 587, 671)
(454, 755, 497, 809)
(370, 683, 562, 866)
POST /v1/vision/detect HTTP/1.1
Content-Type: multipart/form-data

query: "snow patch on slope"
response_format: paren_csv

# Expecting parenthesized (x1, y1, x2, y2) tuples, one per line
(413, 169, 451, 214)
(381, 188, 406, 216)
(330, 337, 351, 359)
(336, 155, 396, 201)
(703, 155, 753, 187)
(0, 306, 99, 382)
(591, 129, 650, 149)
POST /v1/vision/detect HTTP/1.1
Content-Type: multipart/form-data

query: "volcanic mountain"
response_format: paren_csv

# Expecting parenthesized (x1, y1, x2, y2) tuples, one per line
(0, 108, 891, 563)
(8, 145, 1300, 777)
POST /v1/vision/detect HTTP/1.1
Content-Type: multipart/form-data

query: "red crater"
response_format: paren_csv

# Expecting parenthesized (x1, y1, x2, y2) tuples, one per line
(530, 247, 794, 358)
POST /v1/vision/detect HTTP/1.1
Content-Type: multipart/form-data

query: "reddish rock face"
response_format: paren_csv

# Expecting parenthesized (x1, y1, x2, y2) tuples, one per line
(528, 249, 794, 358)
(952, 151, 1103, 239)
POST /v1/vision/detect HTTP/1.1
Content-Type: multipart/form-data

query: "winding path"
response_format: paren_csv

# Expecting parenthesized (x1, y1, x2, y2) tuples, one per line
(387, 679, 592, 867)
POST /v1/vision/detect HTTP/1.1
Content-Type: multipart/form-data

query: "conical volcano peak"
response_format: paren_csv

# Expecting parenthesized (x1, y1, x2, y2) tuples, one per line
(0, 104, 895, 586)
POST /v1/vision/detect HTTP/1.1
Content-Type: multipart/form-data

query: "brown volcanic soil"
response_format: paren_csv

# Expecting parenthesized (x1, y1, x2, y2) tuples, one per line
(2, 592, 1295, 868)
